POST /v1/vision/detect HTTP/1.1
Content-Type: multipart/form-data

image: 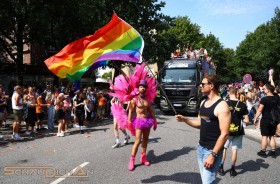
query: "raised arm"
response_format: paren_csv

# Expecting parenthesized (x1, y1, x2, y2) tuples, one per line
(175, 100, 204, 129)
(270, 76, 275, 87)
(175, 114, 201, 129)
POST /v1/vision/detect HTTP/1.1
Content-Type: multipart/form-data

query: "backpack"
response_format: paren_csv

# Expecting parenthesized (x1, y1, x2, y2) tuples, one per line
(271, 95, 280, 126)
(229, 101, 243, 136)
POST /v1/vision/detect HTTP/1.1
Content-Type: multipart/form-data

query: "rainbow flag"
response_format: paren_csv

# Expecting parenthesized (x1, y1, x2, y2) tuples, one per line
(44, 13, 144, 80)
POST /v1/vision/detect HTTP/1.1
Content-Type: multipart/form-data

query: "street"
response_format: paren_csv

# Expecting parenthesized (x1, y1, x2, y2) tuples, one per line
(0, 108, 280, 184)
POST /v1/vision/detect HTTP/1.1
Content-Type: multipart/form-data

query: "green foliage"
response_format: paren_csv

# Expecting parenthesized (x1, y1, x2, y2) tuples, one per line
(101, 71, 112, 80)
(1, 0, 278, 85)
(235, 7, 280, 83)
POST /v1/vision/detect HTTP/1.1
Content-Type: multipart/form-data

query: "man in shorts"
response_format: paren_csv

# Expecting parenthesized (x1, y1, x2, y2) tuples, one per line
(218, 87, 249, 177)
(12, 86, 24, 140)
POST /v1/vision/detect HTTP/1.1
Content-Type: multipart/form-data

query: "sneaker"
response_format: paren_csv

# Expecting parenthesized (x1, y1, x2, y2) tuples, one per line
(218, 165, 225, 176)
(15, 134, 24, 140)
(112, 142, 121, 149)
(267, 151, 276, 158)
(257, 150, 267, 158)
(80, 130, 84, 134)
(56, 133, 64, 137)
(230, 167, 237, 177)
(124, 136, 130, 144)
(24, 131, 31, 135)
(11, 134, 16, 139)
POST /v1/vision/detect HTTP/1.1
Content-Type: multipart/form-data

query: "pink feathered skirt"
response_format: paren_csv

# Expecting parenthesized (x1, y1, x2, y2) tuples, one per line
(132, 116, 154, 129)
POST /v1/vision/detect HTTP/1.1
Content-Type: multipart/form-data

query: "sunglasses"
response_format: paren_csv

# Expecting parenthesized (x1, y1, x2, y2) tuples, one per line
(200, 82, 211, 87)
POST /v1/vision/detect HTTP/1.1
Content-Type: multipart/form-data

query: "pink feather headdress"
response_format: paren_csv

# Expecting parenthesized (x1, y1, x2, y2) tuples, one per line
(108, 63, 157, 103)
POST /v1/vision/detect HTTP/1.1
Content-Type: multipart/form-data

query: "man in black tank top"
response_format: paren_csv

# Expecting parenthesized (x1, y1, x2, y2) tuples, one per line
(176, 75, 231, 184)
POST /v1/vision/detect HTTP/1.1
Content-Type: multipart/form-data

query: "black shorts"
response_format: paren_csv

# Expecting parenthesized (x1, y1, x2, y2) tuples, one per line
(260, 120, 277, 136)
(27, 108, 37, 126)
(56, 109, 65, 120)
(37, 113, 45, 121)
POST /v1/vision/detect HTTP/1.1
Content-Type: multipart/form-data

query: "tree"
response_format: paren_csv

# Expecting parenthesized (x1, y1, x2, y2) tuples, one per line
(1, 0, 167, 84)
(102, 71, 112, 80)
(0, 0, 33, 85)
(235, 7, 280, 83)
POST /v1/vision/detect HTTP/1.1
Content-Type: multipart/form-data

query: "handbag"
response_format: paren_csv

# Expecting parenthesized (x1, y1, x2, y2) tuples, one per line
(229, 101, 241, 135)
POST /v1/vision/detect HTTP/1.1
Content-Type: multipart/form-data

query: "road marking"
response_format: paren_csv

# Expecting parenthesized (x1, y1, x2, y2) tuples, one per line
(50, 162, 90, 184)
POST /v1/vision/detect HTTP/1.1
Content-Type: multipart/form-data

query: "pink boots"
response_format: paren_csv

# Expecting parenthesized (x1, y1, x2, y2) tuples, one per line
(128, 155, 135, 171)
(129, 153, 151, 171)
(140, 152, 151, 166)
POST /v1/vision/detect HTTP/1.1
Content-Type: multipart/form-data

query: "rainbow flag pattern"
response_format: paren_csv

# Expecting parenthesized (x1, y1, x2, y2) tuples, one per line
(44, 13, 144, 80)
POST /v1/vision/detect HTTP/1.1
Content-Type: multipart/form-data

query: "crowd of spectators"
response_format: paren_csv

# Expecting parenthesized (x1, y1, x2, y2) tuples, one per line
(0, 83, 112, 140)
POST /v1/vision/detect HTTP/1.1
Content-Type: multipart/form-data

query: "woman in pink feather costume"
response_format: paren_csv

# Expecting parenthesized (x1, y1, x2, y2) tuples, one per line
(110, 97, 130, 149)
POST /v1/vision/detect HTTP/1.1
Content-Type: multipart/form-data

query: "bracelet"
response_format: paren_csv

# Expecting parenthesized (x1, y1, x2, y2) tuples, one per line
(211, 151, 218, 158)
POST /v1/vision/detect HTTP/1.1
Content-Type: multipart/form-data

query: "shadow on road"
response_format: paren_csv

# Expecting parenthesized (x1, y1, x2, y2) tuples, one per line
(235, 158, 269, 175)
(148, 137, 161, 143)
(141, 172, 202, 184)
(147, 146, 195, 164)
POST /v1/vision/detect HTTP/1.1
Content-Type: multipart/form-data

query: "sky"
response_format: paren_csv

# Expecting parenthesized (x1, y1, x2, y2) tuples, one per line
(161, 0, 280, 49)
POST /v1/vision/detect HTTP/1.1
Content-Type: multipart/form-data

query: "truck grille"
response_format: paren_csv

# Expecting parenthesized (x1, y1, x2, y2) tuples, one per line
(165, 89, 191, 97)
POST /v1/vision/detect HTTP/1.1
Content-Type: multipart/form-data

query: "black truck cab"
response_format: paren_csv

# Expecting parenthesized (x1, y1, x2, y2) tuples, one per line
(159, 58, 203, 114)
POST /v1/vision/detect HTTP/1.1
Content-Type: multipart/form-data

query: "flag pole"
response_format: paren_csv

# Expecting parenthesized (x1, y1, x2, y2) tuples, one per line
(116, 14, 177, 114)
(125, 28, 177, 114)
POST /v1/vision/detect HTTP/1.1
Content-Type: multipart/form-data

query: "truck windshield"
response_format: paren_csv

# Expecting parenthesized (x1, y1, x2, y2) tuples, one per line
(162, 68, 196, 84)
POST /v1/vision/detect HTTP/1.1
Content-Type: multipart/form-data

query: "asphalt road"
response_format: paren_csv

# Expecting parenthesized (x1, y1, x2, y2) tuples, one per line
(0, 108, 280, 184)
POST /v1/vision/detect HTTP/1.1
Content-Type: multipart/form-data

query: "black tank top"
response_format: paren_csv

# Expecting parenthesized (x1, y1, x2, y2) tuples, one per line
(199, 98, 223, 150)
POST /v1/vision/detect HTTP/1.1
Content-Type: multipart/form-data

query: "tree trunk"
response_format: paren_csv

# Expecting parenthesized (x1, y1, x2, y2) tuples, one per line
(112, 61, 122, 83)
(53, 75, 59, 87)
(16, 23, 24, 86)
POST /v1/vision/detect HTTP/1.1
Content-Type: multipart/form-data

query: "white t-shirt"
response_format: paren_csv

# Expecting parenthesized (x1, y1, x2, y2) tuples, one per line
(12, 93, 23, 110)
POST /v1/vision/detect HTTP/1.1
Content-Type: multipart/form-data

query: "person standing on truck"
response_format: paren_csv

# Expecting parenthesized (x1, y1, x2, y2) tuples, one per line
(175, 75, 231, 184)
(187, 45, 197, 58)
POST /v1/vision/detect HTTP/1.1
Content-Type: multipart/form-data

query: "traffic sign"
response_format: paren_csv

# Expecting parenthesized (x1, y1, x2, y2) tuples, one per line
(243, 74, 252, 84)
